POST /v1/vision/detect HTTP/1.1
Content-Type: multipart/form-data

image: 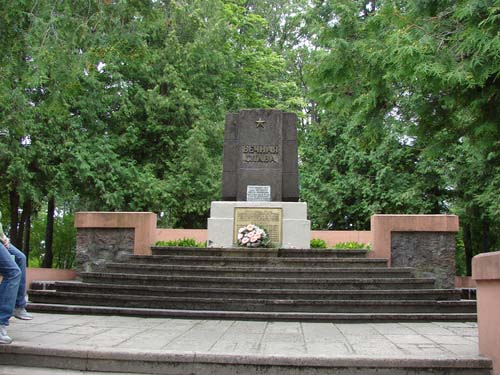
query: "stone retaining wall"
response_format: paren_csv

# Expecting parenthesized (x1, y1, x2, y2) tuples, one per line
(391, 232, 455, 289)
(75, 228, 134, 274)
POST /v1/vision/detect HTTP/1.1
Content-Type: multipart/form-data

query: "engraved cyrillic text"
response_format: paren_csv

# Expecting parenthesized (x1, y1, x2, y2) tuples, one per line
(242, 145, 279, 163)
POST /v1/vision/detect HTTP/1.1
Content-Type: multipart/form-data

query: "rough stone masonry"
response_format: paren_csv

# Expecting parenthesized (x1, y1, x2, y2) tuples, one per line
(221, 109, 299, 202)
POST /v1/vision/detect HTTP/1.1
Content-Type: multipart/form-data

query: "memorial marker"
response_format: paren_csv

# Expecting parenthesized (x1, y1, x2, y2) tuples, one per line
(222, 109, 299, 202)
(208, 109, 310, 249)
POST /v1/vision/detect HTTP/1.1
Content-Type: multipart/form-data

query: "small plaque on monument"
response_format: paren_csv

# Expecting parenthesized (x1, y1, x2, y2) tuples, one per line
(246, 185, 271, 202)
(233, 207, 282, 245)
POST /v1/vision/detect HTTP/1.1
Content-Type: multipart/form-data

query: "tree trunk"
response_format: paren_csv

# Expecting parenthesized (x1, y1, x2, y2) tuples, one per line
(22, 200, 32, 260)
(42, 197, 55, 268)
(17, 212, 24, 251)
(481, 217, 490, 253)
(17, 200, 32, 252)
(463, 223, 473, 277)
(8, 189, 21, 247)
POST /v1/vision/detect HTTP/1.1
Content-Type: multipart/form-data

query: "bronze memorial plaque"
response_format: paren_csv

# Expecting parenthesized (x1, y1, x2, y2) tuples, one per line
(233, 207, 282, 245)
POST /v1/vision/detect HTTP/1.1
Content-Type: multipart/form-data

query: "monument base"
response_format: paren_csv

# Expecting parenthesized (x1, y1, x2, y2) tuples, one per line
(207, 201, 310, 249)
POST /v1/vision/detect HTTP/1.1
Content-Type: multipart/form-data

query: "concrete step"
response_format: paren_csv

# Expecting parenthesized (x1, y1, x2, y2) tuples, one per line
(79, 272, 437, 290)
(46, 281, 462, 301)
(105, 263, 414, 278)
(0, 365, 142, 375)
(28, 290, 476, 313)
(131, 254, 389, 267)
(27, 247, 477, 322)
(0, 345, 491, 374)
(0, 346, 492, 375)
(152, 246, 369, 258)
(26, 302, 478, 322)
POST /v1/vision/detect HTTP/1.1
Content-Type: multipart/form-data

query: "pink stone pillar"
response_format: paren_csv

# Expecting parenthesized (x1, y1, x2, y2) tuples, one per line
(75, 212, 157, 255)
(370, 214, 459, 265)
(473, 251, 500, 375)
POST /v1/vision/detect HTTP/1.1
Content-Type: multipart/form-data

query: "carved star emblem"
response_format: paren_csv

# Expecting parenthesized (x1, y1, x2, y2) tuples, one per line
(255, 118, 266, 128)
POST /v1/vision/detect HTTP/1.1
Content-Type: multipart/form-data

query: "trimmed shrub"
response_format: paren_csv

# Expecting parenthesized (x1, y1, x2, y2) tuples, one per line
(156, 238, 205, 247)
(332, 241, 371, 250)
(310, 238, 327, 248)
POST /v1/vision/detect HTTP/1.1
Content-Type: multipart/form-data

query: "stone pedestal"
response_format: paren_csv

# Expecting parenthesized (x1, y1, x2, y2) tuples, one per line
(207, 201, 310, 249)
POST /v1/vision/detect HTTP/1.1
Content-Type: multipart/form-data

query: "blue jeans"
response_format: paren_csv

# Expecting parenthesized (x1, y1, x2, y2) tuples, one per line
(0, 243, 26, 326)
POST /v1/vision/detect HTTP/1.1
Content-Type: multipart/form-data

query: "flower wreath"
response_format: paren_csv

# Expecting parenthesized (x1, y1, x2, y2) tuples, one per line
(237, 224, 270, 248)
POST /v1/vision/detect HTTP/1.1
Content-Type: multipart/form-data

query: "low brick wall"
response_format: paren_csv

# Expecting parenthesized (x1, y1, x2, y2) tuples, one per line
(309, 230, 371, 247)
(455, 276, 476, 289)
(1, 269, 77, 290)
(155, 229, 372, 248)
(26, 268, 76, 288)
(473, 251, 500, 375)
(155, 229, 209, 245)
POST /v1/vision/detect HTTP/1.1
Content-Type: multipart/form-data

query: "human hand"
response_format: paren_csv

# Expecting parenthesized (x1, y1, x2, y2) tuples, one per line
(2, 236, 9, 248)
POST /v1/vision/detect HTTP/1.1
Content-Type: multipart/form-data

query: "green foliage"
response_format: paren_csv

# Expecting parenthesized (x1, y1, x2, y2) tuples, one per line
(300, 111, 450, 230)
(455, 235, 467, 277)
(28, 210, 76, 269)
(156, 238, 205, 248)
(332, 242, 371, 250)
(0, 0, 497, 272)
(302, 0, 499, 272)
(0, 0, 304, 264)
(310, 238, 327, 248)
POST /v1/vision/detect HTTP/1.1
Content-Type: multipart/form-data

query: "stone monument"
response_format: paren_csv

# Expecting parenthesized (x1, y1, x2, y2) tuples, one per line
(208, 109, 310, 248)
(222, 109, 299, 201)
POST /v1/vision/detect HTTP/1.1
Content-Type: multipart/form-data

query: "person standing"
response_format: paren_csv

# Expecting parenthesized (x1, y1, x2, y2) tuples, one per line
(0, 211, 33, 344)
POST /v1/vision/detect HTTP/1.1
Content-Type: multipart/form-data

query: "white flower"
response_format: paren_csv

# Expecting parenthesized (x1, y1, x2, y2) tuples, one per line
(237, 224, 269, 247)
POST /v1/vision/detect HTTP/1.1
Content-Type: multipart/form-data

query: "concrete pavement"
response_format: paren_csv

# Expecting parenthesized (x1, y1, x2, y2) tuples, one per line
(0, 312, 490, 374)
(3, 312, 481, 357)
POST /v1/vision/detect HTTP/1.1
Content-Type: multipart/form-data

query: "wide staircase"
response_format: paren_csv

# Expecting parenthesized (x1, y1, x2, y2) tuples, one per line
(28, 246, 476, 321)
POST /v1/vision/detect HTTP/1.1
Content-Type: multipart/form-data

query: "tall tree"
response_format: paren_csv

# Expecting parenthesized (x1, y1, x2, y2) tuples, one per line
(303, 0, 499, 270)
(1, 0, 307, 249)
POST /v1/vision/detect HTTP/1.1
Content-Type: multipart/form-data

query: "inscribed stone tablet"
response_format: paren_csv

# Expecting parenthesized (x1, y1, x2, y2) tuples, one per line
(246, 185, 271, 202)
(233, 208, 282, 245)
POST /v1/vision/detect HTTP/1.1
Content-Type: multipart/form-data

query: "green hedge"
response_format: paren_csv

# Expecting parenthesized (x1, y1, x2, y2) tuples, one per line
(155, 238, 205, 248)
(310, 239, 371, 250)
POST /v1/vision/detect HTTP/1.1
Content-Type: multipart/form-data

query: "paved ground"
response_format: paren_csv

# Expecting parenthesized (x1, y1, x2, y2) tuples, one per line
(2, 312, 480, 359)
(0, 367, 138, 375)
